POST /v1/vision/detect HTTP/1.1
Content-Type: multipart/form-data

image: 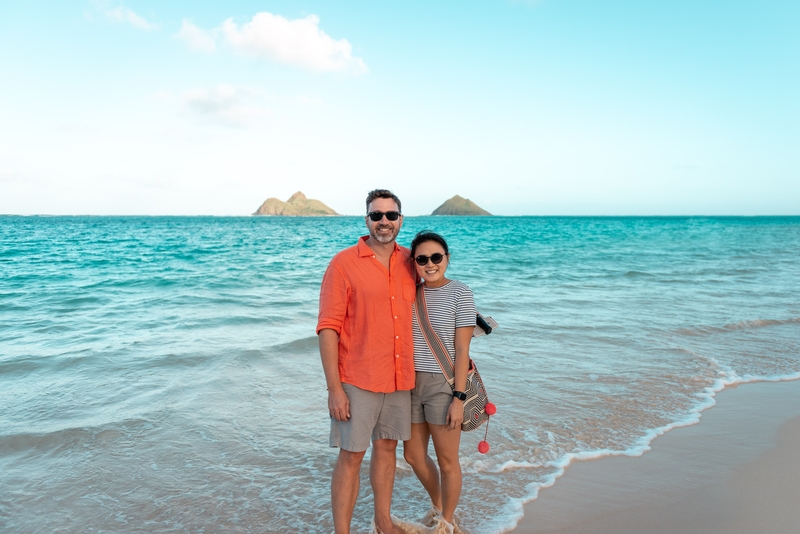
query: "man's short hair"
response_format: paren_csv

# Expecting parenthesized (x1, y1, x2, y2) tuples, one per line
(365, 189, 402, 214)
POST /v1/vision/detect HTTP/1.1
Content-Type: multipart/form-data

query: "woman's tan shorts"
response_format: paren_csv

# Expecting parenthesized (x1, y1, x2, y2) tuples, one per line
(411, 371, 453, 426)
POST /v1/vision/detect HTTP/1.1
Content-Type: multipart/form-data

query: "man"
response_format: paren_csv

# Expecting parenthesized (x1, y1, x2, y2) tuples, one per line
(317, 189, 417, 534)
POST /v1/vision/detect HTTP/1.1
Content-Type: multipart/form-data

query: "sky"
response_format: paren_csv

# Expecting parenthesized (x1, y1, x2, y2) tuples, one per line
(1, 0, 798, 216)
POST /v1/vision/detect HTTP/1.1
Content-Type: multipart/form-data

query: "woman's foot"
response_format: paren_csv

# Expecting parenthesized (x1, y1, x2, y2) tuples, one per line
(420, 502, 442, 527)
(432, 516, 455, 534)
(389, 514, 434, 534)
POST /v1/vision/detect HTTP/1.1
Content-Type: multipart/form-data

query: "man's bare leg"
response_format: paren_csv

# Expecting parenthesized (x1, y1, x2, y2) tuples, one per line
(332, 448, 366, 534)
(370, 439, 404, 534)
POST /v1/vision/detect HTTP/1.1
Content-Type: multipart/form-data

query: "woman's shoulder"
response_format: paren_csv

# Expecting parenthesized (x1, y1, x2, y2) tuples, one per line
(425, 279, 473, 296)
(447, 279, 473, 295)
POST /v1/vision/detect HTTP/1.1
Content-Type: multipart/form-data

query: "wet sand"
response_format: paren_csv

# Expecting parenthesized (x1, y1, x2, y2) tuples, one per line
(514, 380, 800, 534)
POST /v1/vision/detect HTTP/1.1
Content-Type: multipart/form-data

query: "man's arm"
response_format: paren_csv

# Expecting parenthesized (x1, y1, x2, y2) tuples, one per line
(319, 328, 350, 421)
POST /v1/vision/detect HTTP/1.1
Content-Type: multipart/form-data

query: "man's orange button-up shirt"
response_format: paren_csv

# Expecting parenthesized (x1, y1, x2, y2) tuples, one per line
(317, 236, 417, 393)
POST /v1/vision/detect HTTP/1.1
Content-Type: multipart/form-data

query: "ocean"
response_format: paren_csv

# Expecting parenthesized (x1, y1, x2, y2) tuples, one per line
(1, 215, 799, 533)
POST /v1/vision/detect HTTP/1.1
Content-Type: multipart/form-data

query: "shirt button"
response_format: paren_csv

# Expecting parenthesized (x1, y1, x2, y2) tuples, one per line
(394, 316, 397, 319)
(396, 354, 400, 358)
(391, 296, 395, 299)
(396, 336, 399, 339)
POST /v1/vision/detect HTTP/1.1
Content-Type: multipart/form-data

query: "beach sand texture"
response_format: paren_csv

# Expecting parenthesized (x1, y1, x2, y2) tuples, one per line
(514, 380, 800, 534)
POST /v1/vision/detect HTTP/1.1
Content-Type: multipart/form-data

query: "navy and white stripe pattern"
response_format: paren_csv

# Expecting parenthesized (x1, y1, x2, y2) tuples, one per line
(412, 280, 476, 373)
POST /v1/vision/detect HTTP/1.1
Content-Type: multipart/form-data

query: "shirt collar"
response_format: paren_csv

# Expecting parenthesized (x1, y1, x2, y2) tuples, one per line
(357, 235, 401, 258)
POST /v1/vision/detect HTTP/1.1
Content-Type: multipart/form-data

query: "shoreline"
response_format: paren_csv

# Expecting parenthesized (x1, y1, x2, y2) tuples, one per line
(512, 379, 800, 533)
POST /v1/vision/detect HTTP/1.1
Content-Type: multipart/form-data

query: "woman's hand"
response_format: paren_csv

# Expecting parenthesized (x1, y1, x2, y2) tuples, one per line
(451, 326, 472, 431)
(446, 398, 464, 430)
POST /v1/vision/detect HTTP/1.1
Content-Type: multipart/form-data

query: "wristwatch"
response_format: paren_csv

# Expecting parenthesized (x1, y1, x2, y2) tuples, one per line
(453, 390, 467, 401)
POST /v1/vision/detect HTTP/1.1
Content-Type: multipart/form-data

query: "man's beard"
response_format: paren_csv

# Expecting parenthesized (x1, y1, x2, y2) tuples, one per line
(371, 226, 397, 243)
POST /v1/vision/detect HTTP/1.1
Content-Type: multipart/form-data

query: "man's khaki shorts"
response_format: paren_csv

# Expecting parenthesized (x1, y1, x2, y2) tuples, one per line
(330, 383, 411, 452)
(411, 371, 453, 426)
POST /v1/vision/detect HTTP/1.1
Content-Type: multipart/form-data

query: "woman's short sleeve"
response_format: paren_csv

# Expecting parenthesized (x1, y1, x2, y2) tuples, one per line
(455, 284, 477, 328)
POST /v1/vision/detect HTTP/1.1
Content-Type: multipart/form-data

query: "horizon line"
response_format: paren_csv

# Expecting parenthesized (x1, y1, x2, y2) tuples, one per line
(3, 214, 799, 218)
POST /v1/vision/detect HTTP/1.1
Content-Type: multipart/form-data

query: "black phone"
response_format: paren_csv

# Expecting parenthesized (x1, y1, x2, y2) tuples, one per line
(476, 314, 493, 335)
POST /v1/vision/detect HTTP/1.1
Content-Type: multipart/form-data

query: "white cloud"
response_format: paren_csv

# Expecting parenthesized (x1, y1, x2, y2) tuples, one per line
(0, 169, 24, 183)
(176, 20, 216, 52)
(96, 2, 159, 31)
(177, 12, 367, 74)
(179, 84, 271, 127)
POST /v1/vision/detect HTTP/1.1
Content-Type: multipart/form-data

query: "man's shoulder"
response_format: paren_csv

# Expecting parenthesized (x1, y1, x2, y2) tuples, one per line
(329, 239, 365, 265)
(395, 244, 411, 257)
(331, 243, 359, 259)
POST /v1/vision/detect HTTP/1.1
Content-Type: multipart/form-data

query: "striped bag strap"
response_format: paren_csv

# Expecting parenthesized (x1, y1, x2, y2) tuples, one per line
(414, 284, 456, 384)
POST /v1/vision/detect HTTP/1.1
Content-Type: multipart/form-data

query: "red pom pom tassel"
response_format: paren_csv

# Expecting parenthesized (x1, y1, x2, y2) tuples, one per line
(485, 402, 497, 416)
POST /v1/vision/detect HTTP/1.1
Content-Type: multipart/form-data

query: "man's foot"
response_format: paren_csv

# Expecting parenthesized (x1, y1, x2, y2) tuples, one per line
(372, 516, 406, 534)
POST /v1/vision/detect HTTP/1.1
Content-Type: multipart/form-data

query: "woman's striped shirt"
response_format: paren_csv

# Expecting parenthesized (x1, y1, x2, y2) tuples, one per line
(411, 280, 476, 373)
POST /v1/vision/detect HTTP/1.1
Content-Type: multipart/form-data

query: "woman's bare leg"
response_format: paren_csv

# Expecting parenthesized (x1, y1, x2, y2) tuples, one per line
(402, 422, 442, 510)
(428, 424, 462, 524)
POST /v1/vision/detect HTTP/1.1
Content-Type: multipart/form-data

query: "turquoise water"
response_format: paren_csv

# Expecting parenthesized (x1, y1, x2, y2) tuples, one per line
(1, 216, 799, 533)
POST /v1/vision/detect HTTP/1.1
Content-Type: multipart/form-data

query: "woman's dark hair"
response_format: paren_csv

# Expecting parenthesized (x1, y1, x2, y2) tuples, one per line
(410, 231, 449, 259)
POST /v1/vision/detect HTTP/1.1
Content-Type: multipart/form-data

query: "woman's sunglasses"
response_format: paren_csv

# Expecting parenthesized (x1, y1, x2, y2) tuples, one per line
(367, 211, 401, 222)
(414, 253, 446, 266)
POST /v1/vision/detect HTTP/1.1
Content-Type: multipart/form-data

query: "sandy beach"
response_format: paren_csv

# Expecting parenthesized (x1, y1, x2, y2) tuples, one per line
(513, 379, 800, 533)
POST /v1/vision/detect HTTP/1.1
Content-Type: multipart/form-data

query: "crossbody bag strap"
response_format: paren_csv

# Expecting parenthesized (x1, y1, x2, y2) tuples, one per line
(414, 284, 456, 384)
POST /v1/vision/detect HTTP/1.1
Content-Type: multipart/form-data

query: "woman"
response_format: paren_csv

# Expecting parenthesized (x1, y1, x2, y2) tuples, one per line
(402, 231, 476, 534)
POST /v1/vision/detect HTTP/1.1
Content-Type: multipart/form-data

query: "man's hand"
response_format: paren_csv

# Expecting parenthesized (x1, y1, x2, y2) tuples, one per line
(319, 328, 350, 420)
(446, 398, 464, 430)
(328, 386, 350, 421)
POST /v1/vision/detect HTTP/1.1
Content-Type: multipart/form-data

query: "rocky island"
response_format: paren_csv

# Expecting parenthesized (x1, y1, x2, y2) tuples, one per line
(252, 192, 339, 216)
(431, 195, 491, 216)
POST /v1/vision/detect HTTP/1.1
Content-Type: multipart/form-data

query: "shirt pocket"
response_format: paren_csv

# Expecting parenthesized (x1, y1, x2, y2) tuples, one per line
(402, 281, 417, 302)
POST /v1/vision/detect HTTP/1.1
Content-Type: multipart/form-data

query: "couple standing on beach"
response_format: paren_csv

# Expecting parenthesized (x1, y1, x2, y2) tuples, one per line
(317, 189, 477, 534)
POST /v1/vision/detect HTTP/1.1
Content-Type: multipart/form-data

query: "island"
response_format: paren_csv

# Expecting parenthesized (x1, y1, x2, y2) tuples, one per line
(252, 192, 339, 216)
(431, 195, 491, 216)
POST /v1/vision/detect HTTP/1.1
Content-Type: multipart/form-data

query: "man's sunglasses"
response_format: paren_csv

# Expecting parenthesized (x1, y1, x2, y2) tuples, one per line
(414, 253, 446, 266)
(367, 211, 401, 222)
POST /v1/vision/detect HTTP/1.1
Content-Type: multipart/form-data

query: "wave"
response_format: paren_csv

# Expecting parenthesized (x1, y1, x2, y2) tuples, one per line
(0, 418, 155, 452)
(675, 317, 800, 336)
(623, 270, 655, 278)
(170, 314, 291, 331)
(722, 317, 800, 331)
(268, 336, 319, 354)
(0, 348, 218, 377)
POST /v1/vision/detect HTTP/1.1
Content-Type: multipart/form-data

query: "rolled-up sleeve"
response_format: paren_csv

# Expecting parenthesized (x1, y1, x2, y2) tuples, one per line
(317, 262, 349, 335)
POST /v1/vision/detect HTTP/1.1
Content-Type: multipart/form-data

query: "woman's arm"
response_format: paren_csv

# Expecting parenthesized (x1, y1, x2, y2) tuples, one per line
(447, 325, 474, 430)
